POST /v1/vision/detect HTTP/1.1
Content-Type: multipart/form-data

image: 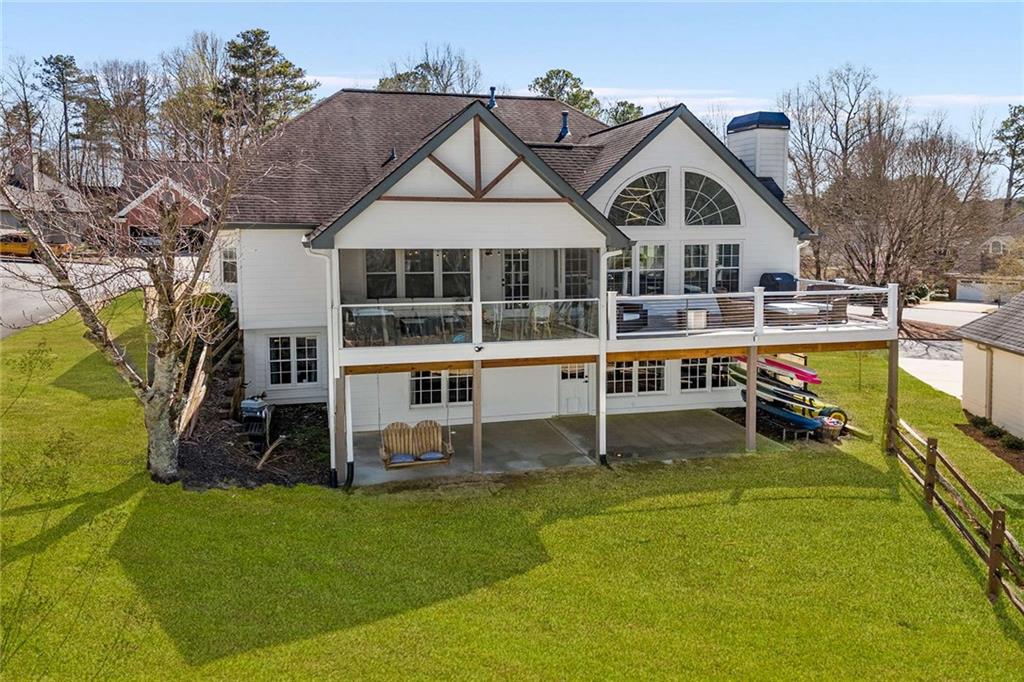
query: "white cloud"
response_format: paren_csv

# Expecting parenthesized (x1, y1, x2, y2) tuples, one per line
(309, 74, 379, 94)
(907, 93, 1024, 108)
(509, 84, 773, 116)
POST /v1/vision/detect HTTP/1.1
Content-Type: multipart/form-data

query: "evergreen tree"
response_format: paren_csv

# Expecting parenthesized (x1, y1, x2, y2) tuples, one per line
(220, 28, 318, 133)
(604, 100, 644, 125)
(36, 54, 87, 180)
(995, 105, 1024, 219)
(528, 69, 601, 119)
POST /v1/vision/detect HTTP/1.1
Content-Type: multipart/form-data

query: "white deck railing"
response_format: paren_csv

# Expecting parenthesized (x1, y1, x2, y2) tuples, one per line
(610, 280, 897, 340)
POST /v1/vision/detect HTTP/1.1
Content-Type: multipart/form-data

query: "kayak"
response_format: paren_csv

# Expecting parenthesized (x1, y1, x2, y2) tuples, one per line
(734, 355, 821, 385)
(742, 390, 822, 430)
(731, 366, 848, 425)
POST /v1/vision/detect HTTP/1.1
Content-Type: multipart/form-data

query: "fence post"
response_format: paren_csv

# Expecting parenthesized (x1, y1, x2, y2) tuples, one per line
(987, 509, 1006, 603)
(924, 437, 938, 506)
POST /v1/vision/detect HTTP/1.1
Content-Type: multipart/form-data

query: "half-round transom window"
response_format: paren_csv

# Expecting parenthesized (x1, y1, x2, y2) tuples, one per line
(684, 173, 740, 225)
(609, 172, 667, 226)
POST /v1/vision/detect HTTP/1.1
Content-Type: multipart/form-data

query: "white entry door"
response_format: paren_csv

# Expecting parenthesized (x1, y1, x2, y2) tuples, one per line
(558, 364, 591, 415)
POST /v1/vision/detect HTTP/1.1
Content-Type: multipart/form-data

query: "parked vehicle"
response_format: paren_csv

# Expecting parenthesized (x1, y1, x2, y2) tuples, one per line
(0, 229, 72, 260)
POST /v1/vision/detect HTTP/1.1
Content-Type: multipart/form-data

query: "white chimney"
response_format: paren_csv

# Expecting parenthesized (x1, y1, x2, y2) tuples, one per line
(726, 112, 789, 197)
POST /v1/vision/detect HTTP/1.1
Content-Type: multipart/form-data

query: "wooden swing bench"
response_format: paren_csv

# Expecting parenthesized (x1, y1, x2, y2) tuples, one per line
(379, 420, 454, 470)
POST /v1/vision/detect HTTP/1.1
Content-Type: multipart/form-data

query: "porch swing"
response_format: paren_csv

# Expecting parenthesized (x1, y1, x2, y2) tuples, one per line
(375, 373, 455, 469)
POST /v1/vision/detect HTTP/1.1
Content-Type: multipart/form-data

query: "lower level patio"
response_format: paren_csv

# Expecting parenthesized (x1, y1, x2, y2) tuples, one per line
(352, 409, 779, 486)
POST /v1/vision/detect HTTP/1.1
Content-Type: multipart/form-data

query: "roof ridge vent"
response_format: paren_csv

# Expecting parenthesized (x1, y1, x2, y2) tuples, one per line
(555, 111, 570, 142)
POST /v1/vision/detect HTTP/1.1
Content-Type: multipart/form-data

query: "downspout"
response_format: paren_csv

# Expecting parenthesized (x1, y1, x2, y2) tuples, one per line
(980, 343, 994, 421)
(597, 248, 623, 468)
(303, 237, 350, 489)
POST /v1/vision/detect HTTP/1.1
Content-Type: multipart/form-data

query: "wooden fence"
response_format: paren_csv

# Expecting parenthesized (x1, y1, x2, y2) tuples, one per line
(891, 419, 1023, 616)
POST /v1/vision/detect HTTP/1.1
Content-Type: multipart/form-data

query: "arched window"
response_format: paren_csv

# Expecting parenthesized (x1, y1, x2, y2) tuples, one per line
(609, 172, 667, 226)
(990, 240, 1006, 256)
(684, 173, 740, 225)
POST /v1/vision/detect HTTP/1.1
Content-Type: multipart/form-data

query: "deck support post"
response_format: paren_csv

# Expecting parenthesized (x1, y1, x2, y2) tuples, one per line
(885, 338, 899, 454)
(334, 369, 353, 488)
(596, 352, 607, 465)
(473, 360, 483, 472)
(745, 346, 757, 451)
(471, 248, 482, 345)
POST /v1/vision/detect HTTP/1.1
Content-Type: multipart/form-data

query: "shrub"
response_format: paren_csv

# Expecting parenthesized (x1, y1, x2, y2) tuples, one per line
(981, 423, 1005, 439)
(968, 414, 991, 429)
(1000, 434, 1024, 451)
(191, 292, 235, 323)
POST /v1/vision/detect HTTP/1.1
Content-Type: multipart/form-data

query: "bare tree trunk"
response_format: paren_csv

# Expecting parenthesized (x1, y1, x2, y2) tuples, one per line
(144, 351, 181, 482)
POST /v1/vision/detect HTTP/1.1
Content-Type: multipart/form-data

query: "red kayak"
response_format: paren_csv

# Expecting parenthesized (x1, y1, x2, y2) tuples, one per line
(734, 355, 821, 385)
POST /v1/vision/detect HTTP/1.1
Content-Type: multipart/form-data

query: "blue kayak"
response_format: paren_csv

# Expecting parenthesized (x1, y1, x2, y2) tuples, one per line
(741, 390, 821, 430)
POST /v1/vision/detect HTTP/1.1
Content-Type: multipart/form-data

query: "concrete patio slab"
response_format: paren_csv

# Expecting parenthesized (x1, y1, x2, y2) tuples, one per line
(899, 358, 963, 398)
(351, 409, 774, 486)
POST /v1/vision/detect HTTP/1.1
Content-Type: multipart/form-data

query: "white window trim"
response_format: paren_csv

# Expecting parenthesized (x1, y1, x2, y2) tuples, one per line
(364, 249, 472, 301)
(266, 334, 322, 390)
(634, 242, 667, 295)
(681, 168, 744, 227)
(221, 246, 238, 285)
(680, 357, 739, 393)
(409, 369, 474, 408)
(607, 360, 668, 397)
(682, 240, 745, 293)
(604, 167, 672, 229)
(990, 240, 1006, 255)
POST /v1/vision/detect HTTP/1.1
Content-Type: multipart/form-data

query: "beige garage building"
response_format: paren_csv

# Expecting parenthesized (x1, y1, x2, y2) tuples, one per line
(955, 293, 1024, 438)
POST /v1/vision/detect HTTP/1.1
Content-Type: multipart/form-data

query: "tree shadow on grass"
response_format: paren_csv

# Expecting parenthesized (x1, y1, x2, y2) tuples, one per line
(51, 324, 147, 400)
(109, 486, 551, 665)
(108, 442, 906, 665)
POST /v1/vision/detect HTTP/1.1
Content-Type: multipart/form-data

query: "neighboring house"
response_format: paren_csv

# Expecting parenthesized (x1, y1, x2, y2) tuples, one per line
(948, 213, 1024, 303)
(123, 89, 900, 487)
(1, 152, 89, 243)
(115, 160, 214, 253)
(954, 292, 1024, 438)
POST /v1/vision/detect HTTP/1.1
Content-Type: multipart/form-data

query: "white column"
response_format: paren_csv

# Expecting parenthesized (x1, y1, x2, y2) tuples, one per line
(473, 360, 483, 471)
(606, 290, 618, 340)
(745, 346, 757, 452)
(887, 282, 900, 330)
(471, 247, 483, 344)
(753, 286, 765, 337)
(596, 248, 609, 463)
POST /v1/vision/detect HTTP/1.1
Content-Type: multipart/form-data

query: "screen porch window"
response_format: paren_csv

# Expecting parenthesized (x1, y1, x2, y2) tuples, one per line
(411, 369, 473, 406)
(564, 248, 592, 298)
(404, 249, 435, 298)
(441, 249, 471, 298)
(221, 247, 237, 284)
(637, 245, 666, 295)
(365, 249, 398, 299)
(268, 336, 319, 385)
(606, 247, 632, 295)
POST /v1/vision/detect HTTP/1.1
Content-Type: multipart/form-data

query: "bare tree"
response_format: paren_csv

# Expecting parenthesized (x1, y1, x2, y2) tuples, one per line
(0, 86, 283, 482)
(159, 32, 227, 160)
(697, 102, 731, 141)
(1, 55, 47, 161)
(378, 43, 481, 94)
(92, 60, 161, 161)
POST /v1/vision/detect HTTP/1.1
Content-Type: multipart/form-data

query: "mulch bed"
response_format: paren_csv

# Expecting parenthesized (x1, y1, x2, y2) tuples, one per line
(955, 418, 1024, 476)
(178, 371, 330, 490)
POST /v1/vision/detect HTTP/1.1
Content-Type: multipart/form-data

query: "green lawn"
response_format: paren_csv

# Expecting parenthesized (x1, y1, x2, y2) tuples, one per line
(2, 296, 1022, 679)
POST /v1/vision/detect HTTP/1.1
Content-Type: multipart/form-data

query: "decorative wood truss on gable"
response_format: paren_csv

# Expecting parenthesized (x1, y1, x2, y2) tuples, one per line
(379, 116, 569, 204)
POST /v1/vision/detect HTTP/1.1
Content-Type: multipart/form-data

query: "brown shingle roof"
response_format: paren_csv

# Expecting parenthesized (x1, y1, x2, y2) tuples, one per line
(229, 89, 608, 225)
(954, 292, 1024, 355)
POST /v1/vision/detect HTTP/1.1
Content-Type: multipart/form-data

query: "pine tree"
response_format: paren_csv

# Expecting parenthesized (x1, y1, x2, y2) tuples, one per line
(220, 28, 318, 134)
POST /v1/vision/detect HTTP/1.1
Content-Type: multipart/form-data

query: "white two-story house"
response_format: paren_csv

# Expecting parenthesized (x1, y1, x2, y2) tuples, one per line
(196, 88, 898, 487)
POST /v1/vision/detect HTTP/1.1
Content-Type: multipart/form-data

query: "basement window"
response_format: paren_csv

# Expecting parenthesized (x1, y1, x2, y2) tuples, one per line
(411, 370, 473, 406)
(268, 335, 319, 386)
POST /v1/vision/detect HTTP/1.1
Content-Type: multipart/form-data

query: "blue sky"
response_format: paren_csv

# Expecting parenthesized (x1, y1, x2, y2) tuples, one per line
(3, 1, 1022, 134)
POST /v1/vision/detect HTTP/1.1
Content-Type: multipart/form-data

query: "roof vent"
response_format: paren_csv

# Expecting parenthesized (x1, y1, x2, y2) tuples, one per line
(556, 111, 570, 142)
(384, 146, 397, 165)
(487, 86, 497, 109)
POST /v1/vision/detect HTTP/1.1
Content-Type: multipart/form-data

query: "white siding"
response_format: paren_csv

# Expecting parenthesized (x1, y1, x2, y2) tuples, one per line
(726, 126, 789, 194)
(960, 341, 1024, 438)
(992, 348, 1024, 437)
(237, 229, 328, 330)
(244, 327, 329, 404)
(588, 119, 800, 291)
(961, 341, 989, 417)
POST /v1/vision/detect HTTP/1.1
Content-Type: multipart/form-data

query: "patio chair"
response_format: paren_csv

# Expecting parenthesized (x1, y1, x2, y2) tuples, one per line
(530, 303, 553, 337)
(378, 420, 453, 469)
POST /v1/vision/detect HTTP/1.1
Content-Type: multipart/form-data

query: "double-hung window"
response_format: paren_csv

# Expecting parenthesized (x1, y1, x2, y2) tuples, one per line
(365, 249, 398, 299)
(681, 357, 736, 391)
(403, 249, 435, 298)
(268, 335, 319, 386)
(221, 247, 237, 284)
(441, 249, 471, 297)
(607, 361, 665, 395)
(410, 369, 473, 406)
(606, 248, 632, 295)
(637, 245, 666, 295)
(682, 243, 741, 293)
